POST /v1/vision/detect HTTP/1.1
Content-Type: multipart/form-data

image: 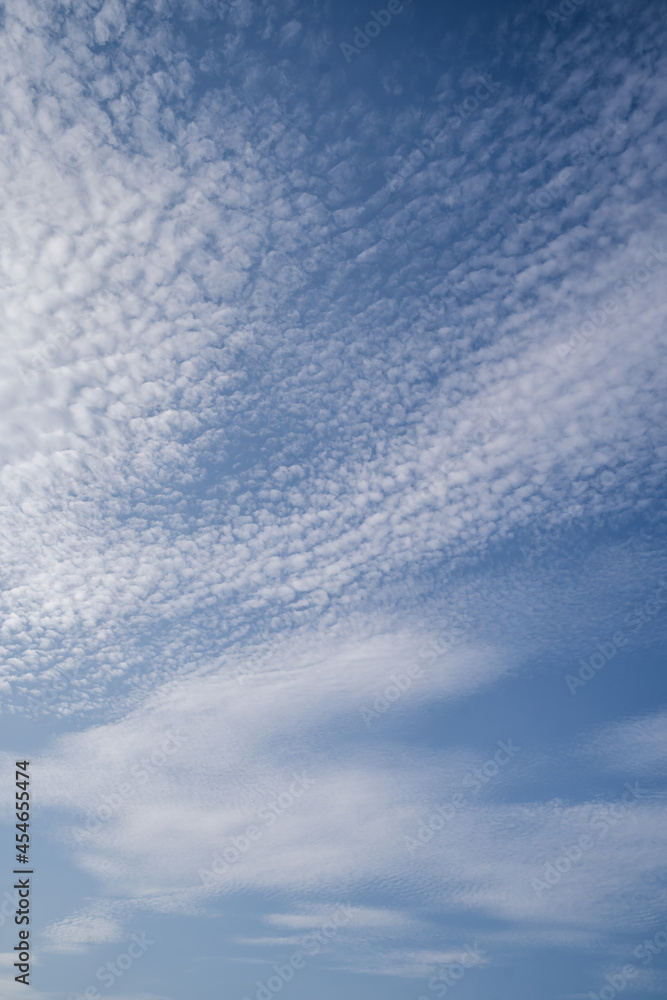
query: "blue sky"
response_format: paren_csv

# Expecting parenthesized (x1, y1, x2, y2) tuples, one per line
(0, 0, 666, 998)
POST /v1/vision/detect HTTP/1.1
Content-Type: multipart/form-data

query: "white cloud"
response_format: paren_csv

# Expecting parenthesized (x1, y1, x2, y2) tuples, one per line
(14, 644, 666, 959)
(265, 906, 411, 930)
(338, 945, 489, 979)
(586, 710, 667, 776)
(0, 0, 665, 722)
(43, 908, 125, 954)
(0, 976, 52, 1000)
(0, 0, 664, 989)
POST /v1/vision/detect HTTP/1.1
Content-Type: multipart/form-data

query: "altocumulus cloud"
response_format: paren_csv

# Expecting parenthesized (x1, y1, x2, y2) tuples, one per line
(0, 0, 665, 997)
